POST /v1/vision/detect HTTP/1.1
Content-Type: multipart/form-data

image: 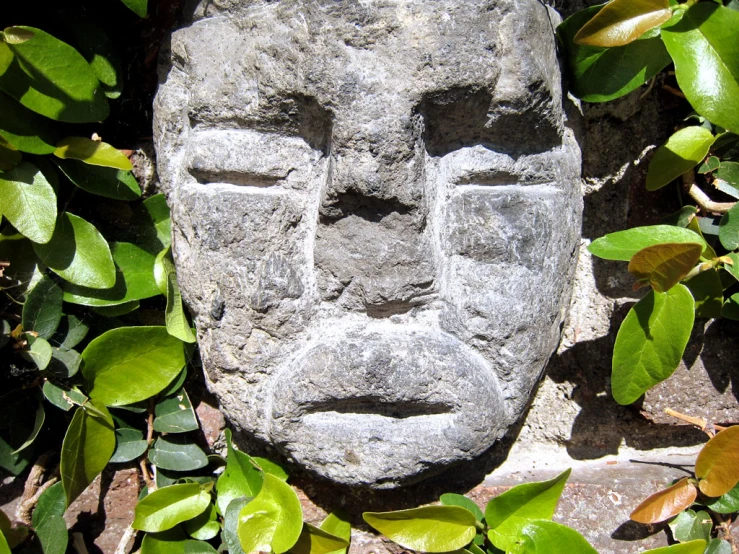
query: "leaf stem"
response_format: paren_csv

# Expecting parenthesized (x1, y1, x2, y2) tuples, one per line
(663, 408, 725, 436)
(683, 169, 735, 214)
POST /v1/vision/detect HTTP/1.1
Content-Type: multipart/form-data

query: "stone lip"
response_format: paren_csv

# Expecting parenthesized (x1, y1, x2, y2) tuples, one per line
(267, 325, 508, 487)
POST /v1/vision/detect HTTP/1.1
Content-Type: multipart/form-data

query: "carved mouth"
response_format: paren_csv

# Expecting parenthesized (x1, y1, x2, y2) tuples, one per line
(267, 327, 509, 487)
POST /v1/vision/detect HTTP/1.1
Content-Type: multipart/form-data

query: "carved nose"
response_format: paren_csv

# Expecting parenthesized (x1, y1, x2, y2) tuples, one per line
(313, 149, 436, 317)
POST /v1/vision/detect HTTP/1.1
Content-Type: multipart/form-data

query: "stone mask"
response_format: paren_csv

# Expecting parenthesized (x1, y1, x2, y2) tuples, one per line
(154, 0, 582, 488)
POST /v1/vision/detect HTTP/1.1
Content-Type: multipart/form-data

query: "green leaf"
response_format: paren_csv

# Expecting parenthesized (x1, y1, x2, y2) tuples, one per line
(588, 225, 706, 261)
(47, 346, 82, 378)
(705, 482, 739, 513)
(11, 400, 44, 454)
(705, 540, 732, 554)
(237, 473, 303, 554)
(611, 284, 695, 405)
(628, 242, 702, 292)
(557, 5, 671, 102)
(110, 427, 148, 463)
(183, 503, 219, 540)
(0, 42, 12, 77)
(722, 291, 739, 320)
(32, 482, 67, 529)
(646, 127, 716, 191)
(485, 469, 571, 552)
(512, 520, 598, 554)
(133, 194, 172, 255)
(685, 269, 723, 318)
(132, 482, 212, 533)
(56, 159, 140, 200)
(148, 436, 208, 472)
(0, 91, 58, 154)
(719, 202, 739, 251)
(81, 326, 185, 406)
(252, 456, 289, 481)
(0, 533, 8, 554)
(698, 156, 720, 174)
(33, 212, 115, 289)
(43, 382, 75, 411)
(319, 511, 351, 554)
(630, 477, 698, 524)
(641, 540, 707, 554)
(54, 137, 132, 170)
(154, 388, 199, 434)
(291, 523, 350, 554)
(0, 162, 56, 244)
(695, 425, 739, 497)
(216, 428, 264, 516)
(0, 139, 20, 171)
(34, 514, 68, 554)
(440, 494, 484, 522)
(22, 335, 52, 370)
(58, 315, 89, 349)
(22, 275, 62, 339)
(574, 0, 672, 47)
(668, 510, 712, 543)
(121, 0, 148, 17)
(141, 532, 219, 554)
(60, 400, 115, 505)
(363, 506, 476, 553)
(3, 28, 35, 44)
(0, 27, 108, 123)
(63, 241, 160, 306)
(662, 4, 739, 132)
(93, 301, 140, 318)
(160, 368, 188, 398)
(223, 498, 250, 554)
(166, 272, 195, 343)
(0, 434, 32, 476)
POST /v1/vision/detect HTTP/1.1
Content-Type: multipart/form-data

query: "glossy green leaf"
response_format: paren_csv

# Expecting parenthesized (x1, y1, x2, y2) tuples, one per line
(629, 477, 698, 523)
(0, 27, 108, 123)
(63, 241, 160, 306)
(237, 473, 303, 554)
(81, 326, 185, 406)
(183, 503, 219, 540)
(54, 137, 132, 170)
(22, 275, 62, 339)
(167, 275, 195, 343)
(252, 456, 289, 481)
(685, 269, 723, 319)
(558, 5, 671, 102)
(60, 400, 115, 505)
(43, 382, 75, 411)
(512, 520, 598, 554)
(0, 162, 56, 244)
(122, 0, 148, 17)
(695, 425, 739, 497)
(160, 368, 188, 398)
(588, 225, 706, 261)
(10, 400, 44, 454)
(319, 511, 351, 554)
(646, 127, 716, 191)
(611, 285, 694, 405)
(132, 482, 212, 532)
(0, 42, 12, 76)
(56, 159, 140, 200)
(440, 493, 484, 522)
(133, 194, 172, 255)
(705, 482, 739, 513)
(22, 335, 52, 370)
(574, 0, 671, 47)
(155, 248, 175, 295)
(154, 388, 199, 434)
(33, 212, 115, 289)
(641, 540, 707, 554)
(364, 506, 476, 553)
(291, 523, 350, 554)
(110, 427, 148, 463)
(216, 428, 264, 515)
(34, 514, 67, 554)
(223, 497, 250, 554)
(3, 27, 35, 44)
(0, 91, 58, 154)
(33, 482, 66, 529)
(148, 436, 208, 472)
(485, 469, 570, 552)
(662, 4, 739, 132)
(141, 529, 219, 554)
(669, 509, 711, 543)
(628, 243, 702, 293)
(719, 202, 739, 251)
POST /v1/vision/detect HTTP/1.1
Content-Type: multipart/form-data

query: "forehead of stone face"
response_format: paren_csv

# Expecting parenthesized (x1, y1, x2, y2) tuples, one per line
(171, 0, 562, 155)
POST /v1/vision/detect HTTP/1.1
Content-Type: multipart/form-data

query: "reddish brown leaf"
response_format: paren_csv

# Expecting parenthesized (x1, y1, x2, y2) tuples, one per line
(696, 426, 739, 497)
(628, 243, 703, 293)
(630, 477, 698, 524)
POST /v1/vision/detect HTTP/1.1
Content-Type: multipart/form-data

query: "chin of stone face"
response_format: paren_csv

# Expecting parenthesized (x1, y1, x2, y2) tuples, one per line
(154, 0, 583, 488)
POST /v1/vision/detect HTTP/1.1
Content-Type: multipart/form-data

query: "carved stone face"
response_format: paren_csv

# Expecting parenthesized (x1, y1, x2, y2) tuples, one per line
(155, 0, 582, 487)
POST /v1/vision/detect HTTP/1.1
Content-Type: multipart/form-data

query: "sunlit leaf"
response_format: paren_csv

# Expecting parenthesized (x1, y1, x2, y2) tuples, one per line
(512, 520, 598, 554)
(485, 469, 570, 552)
(22, 335, 52, 370)
(0, 162, 56, 244)
(33, 212, 116, 289)
(56, 159, 140, 200)
(148, 436, 208, 472)
(22, 275, 62, 339)
(183, 503, 219, 541)
(626, 540, 706, 553)
(132, 482, 212, 533)
(121, 0, 148, 17)
(237, 474, 303, 554)
(646, 127, 716, 191)
(60, 400, 115, 505)
(662, 4, 739, 132)
(252, 457, 289, 481)
(630, 477, 698, 523)
(628, 242, 702, 293)
(704, 482, 739, 514)
(291, 523, 350, 554)
(54, 137, 132, 170)
(0, 42, 12, 76)
(574, 0, 671, 47)
(0, 27, 108, 123)
(216, 428, 264, 517)
(364, 506, 476, 553)
(588, 225, 706, 261)
(440, 493, 484, 522)
(695, 425, 739, 497)
(611, 285, 694, 405)
(669, 509, 711, 543)
(81, 326, 185, 406)
(32, 481, 66, 528)
(319, 510, 351, 554)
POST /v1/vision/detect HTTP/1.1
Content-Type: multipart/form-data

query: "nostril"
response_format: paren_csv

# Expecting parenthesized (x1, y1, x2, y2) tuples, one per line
(319, 191, 412, 224)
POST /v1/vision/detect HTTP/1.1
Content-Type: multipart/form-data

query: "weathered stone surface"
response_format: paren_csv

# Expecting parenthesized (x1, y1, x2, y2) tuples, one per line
(155, 0, 582, 486)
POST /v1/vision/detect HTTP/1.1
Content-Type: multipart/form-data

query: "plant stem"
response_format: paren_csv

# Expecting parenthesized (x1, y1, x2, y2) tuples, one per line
(663, 408, 726, 436)
(138, 398, 157, 492)
(114, 525, 137, 554)
(683, 170, 735, 214)
(15, 451, 54, 525)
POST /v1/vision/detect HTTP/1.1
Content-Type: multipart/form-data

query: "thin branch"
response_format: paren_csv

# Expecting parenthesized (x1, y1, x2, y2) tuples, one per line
(15, 452, 52, 525)
(683, 170, 736, 214)
(114, 525, 137, 554)
(664, 408, 725, 437)
(138, 398, 157, 492)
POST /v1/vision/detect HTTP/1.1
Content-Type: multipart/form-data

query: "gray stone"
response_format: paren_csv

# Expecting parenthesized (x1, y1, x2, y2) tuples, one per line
(154, 0, 582, 487)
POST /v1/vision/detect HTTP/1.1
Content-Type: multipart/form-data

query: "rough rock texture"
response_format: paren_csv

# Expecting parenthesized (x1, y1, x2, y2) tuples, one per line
(154, 0, 583, 487)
